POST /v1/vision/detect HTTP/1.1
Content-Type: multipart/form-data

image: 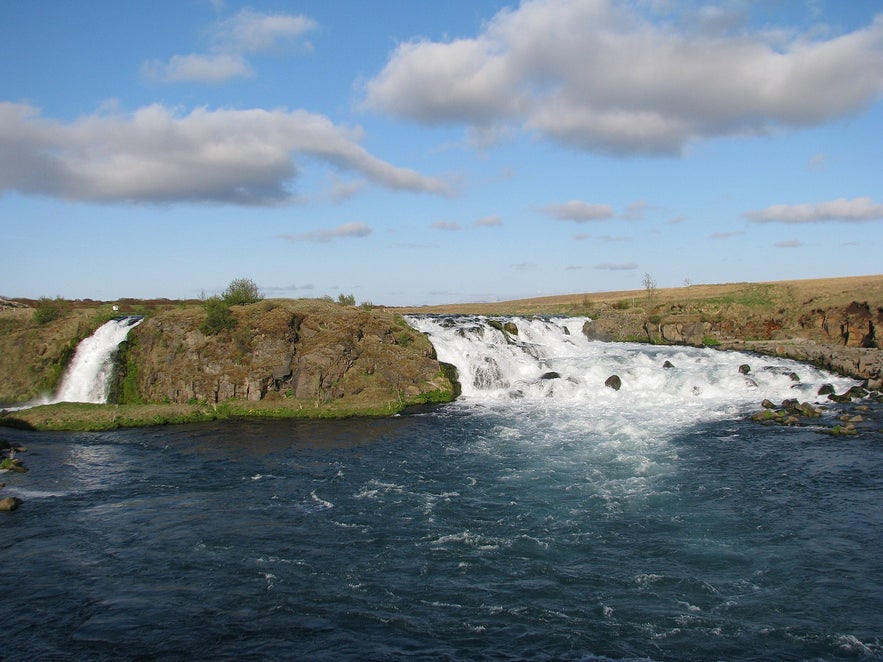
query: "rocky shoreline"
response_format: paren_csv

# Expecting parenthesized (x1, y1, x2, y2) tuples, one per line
(715, 339, 883, 388)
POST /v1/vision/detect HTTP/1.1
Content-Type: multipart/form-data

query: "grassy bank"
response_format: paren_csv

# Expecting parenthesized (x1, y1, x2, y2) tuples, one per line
(1, 390, 451, 432)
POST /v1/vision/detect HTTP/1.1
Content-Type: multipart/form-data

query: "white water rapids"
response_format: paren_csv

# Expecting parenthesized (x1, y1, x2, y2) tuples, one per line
(406, 315, 858, 432)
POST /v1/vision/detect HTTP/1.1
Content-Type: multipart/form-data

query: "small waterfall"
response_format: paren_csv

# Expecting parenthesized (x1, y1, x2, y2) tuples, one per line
(405, 315, 858, 416)
(53, 316, 143, 404)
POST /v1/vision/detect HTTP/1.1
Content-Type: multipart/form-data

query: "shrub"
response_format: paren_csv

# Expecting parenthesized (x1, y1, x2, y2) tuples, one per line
(222, 278, 264, 306)
(33, 296, 70, 324)
(201, 297, 237, 335)
(337, 293, 356, 306)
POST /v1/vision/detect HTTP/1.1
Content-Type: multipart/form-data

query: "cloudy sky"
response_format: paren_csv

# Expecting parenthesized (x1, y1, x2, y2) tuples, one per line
(2, 0, 881, 305)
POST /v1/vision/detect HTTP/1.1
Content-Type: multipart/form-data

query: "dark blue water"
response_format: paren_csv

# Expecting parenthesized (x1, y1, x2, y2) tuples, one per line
(2, 403, 881, 661)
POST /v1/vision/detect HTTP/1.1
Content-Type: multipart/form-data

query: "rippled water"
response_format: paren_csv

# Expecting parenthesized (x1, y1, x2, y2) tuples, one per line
(2, 397, 881, 660)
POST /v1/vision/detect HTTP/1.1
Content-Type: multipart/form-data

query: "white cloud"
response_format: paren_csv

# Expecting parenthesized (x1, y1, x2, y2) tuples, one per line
(142, 53, 252, 83)
(211, 9, 317, 53)
(279, 222, 372, 243)
(541, 200, 614, 221)
(474, 215, 502, 227)
(774, 239, 804, 248)
(364, 0, 883, 156)
(145, 10, 317, 84)
(745, 197, 883, 223)
(0, 102, 449, 205)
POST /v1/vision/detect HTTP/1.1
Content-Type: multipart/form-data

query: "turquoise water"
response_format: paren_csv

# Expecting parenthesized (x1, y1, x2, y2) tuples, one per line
(1, 402, 881, 660)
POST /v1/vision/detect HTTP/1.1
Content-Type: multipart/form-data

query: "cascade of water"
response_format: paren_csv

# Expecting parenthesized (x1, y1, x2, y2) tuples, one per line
(53, 316, 143, 404)
(406, 314, 858, 418)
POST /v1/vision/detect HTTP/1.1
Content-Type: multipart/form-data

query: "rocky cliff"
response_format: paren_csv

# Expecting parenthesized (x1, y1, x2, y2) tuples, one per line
(122, 299, 454, 411)
(0, 299, 455, 417)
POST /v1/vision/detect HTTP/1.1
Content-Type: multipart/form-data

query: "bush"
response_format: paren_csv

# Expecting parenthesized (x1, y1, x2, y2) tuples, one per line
(222, 278, 264, 306)
(201, 297, 237, 335)
(337, 293, 356, 306)
(33, 296, 70, 324)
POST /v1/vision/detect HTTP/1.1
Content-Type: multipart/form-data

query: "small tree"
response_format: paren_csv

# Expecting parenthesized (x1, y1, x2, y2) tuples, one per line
(201, 297, 237, 335)
(33, 296, 70, 324)
(337, 293, 356, 306)
(642, 272, 657, 304)
(222, 278, 264, 306)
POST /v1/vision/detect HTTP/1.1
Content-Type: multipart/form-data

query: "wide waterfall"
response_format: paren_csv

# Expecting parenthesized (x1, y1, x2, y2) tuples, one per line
(406, 314, 858, 428)
(53, 316, 143, 404)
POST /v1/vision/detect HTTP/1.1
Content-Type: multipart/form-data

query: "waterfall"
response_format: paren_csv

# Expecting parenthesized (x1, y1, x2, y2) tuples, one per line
(405, 314, 858, 418)
(53, 316, 143, 404)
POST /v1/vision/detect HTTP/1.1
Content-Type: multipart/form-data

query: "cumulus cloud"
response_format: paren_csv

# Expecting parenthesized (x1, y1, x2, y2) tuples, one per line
(279, 222, 372, 243)
(541, 200, 615, 221)
(363, 0, 883, 156)
(744, 197, 883, 223)
(0, 102, 449, 205)
(145, 9, 317, 84)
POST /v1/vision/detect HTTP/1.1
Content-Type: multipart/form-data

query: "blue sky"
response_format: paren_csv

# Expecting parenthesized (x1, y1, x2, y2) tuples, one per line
(1, 0, 881, 305)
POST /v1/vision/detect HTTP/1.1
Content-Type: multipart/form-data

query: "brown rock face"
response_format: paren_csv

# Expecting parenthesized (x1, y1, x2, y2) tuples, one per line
(125, 300, 452, 407)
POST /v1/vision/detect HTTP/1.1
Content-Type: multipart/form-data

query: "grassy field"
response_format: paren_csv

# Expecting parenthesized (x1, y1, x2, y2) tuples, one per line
(392, 275, 883, 317)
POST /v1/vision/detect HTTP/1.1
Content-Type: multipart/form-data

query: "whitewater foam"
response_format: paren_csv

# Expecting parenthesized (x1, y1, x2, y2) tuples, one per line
(53, 316, 143, 404)
(407, 314, 859, 438)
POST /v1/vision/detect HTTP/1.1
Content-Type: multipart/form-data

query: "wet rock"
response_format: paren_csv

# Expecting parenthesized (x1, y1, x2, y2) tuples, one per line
(662, 360, 675, 369)
(750, 399, 821, 426)
(820, 423, 858, 436)
(0, 496, 21, 512)
(605, 375, 622, 391)
(539, 372, 561, 380)
(818, 384, 835, 396)
(738, 364, 751, 375)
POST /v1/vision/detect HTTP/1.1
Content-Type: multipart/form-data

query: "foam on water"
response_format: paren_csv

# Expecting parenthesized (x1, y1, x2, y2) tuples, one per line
(407, 314, 859, 442)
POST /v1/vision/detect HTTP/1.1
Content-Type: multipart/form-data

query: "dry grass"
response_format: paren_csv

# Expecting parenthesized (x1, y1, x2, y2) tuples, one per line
(393, 275, 883, 316)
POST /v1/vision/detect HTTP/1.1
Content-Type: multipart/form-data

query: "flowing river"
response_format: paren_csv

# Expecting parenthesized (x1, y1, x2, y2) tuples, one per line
(1, 316, 880, 660)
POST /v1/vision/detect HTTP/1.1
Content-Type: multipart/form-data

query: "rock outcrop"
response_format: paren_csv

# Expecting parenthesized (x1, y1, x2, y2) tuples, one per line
(124, 300, 453, 409)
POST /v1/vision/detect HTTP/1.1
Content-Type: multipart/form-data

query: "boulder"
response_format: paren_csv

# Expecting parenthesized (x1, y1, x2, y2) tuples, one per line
(662, 360, 675, 369)
(605, 374, 622, 391)
(0, 496, 21, 512)
(738, 364, 751, 375)
(539, 372, 561, 380)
